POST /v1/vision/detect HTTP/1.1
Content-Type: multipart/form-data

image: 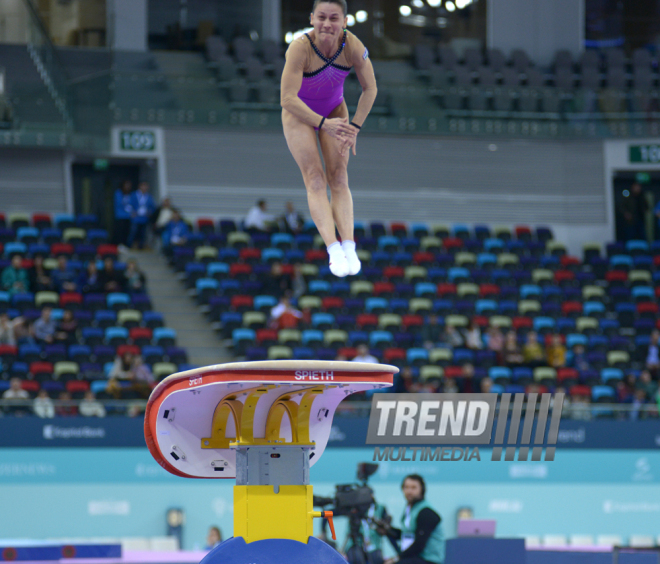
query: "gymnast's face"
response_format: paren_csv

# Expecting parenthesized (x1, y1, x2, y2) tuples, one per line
(310, 3, 347, 42)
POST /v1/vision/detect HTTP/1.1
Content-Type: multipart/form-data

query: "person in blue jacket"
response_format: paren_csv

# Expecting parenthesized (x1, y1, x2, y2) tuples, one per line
(114, 180, 134, 246)
(162, 210, 190, 256)
(128, 181, 157, 249)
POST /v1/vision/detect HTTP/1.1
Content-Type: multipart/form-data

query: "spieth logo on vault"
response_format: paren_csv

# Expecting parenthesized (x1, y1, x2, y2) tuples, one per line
(366, 393, 564, 462)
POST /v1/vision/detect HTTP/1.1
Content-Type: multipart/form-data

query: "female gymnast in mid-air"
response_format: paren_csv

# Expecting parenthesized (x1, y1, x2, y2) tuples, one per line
(280, 0, 377, 277)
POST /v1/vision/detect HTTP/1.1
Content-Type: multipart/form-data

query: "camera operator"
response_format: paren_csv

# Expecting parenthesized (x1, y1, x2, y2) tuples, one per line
(345, 500, 390, 564)
(378, 474, 444, 564)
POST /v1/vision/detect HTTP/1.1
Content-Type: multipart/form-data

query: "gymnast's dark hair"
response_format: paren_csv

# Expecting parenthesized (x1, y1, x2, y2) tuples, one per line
(402, 474, 426, 499)
(312, 0, 348, 16)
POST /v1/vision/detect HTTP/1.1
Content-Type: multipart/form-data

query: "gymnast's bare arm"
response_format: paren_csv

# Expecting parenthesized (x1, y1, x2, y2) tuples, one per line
(280, 38, 356, 140)
(348, 32, 377, 127)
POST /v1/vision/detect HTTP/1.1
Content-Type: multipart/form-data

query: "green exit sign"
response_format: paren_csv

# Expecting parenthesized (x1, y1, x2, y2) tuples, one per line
(629, 144, 660, 163)
(120, 130, 156, 152)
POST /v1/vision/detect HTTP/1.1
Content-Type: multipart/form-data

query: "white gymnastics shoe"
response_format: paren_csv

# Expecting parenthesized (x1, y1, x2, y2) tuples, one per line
(342, 240, 361, 275)
(327, 242, 349, 277)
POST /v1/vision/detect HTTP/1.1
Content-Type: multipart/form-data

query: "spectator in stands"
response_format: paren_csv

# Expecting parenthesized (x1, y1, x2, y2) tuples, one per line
(479, 377, 493, 393)
(291, 263, 306, 300)
(205, 526, 223, 550)
(463, 320, 483, 350)
(128, 181, 157, 249)
(32, 307, 56, 344)
(637, 370, 658, 401)
(263, 262, 293, 298)
(114, 179, 134, 247)
(162, 210, 190, 255)
(79, 261, 102, 294)
(52, 256, 78, 293)
(522, 331, 545, 367)
(270, 294, 303, 329)
(458, 363, 476, 393)
(1, 254, 29, 295)
(54, 310, 78, 345)
(282, 201, 304, 234)
(646, 330, 659, 376)
(79, 390, 106, 418)
(486, 326, 504, 362)
(567, 344, 590, 371)
(546, 334, 566, 368)
(618, 373, 636, 403)
(0, 312, 23, 346)
(391, 366, 414, 393)
(442, 325, 464, 348)
(620, 182, 648, 241)
(109, 351, 154, 386)
(245, 199, 275, 233)
(33, 389, 55, 418)
(29, 255, 54, 292)
(503, 331, 524, 367)
(56, 391, 78, 417)
(2, 377, 29, 416)
(152, 197, 174, 239)
(99, 257, 126, 293)
(630, 389, 650, 420)
(124, 260, 147, 293)
(421, 315, 443, 348)
(570, 394, 592, 420)
(353, 344, 378, 364)
(443, 379, 459, 393)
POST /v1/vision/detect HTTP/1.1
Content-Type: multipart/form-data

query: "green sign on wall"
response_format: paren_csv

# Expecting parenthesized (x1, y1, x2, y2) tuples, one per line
(120, 130, 156, 152)
(629, 144, 660, 163)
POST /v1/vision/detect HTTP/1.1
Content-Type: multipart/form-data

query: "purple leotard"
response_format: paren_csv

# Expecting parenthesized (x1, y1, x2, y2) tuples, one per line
(298, 30, 351, 122)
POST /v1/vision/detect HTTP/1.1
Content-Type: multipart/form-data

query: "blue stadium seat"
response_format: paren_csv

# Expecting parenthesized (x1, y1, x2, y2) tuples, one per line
(626, 240, 649, 255)
(415, 282, 436, 297)
(533, 316, 555, 334)
(365, 298, 388, 313)
(105, 326, 129, 346)
(207, 262, 230, 278)
(453, 348, 475, 365)
(107, 292, 131, 310)
(484, 238, 504, 253)
(311, 313, 335, 329)
(293, 346, 314, 360)
(271, 233, 294, 250)
(262, 248, 284, 263)
(254, 295, 278, 313)
(601, 368, 623, 385)
(489, 366, 512, 384)
(406, 348, 428, 366)
(348, 331, 369, 346)
(301, 330, 323, 347)
(477, 253, 497, 269)
(520, 284, 542, 299)
(566, 333, 588, 349)
(369, 330, 393, 349)
(591, 385, 615, 402)
(632, 286, 654, 302)
(143, 312, 164, 328)
(16, 227, 39, 243)
(475, 299, 497, 315)
(153, 328, 177, 347)
(82, 327, 104, 346)
(4, 242, 27, 257)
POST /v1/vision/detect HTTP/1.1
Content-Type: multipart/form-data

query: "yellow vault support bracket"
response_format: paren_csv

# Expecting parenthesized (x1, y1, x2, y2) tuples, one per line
(201, 385, 275, 449)
(234, 484, 314, 543)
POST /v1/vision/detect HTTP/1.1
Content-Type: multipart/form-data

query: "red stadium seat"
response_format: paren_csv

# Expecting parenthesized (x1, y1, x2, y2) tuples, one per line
(356, 314, 378, 330)
(473, 315, 489, 328)
(130, 327, 153, 345)
(66, 380, 90, 394)
(444, 366, 464, 378)
(401, 314, 424, 331)
(637, 302, 658, 318)
(515, 226, 532, 240)
(554, 270, 575, 285)
(512, 316, 533, 330)
(383, 266, 405, 281)
(560, 256, 581, 268)
(117, 344, 141, 357)
(60, 292, 83, 309)
(561, 301, 583, 317)
(0, 345, 18, 360)
(21, 380, 40, 394)
(197, 218, 215, 235)
(412, 251, 435, 265)
(231, 295, 254, 312)
(29, 361, 53, 381)
(383, 348, 406, 364)
(443, 238, 463, 252)
(569, 385, 591, 398)
(337, 347, 357, 359)
(97, 244, 118, 259)
(557, 368, 578, 386)
(321, 297, 344, 312)
(305, 249, 327, 264)
(32, 213, 52, 229)
(437, 283, 457, 297)
(479, 283, 500, 297)
(230, 263, 253, 278)
(605, 271, 627, 284)
(50, 243, 74, 257)
(256, 329, 278, 346)
(390, 222, 407, 237)
(279, 264, 294, 276)
(239, 248, 261, 263)
(373, 282, 395, 296)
